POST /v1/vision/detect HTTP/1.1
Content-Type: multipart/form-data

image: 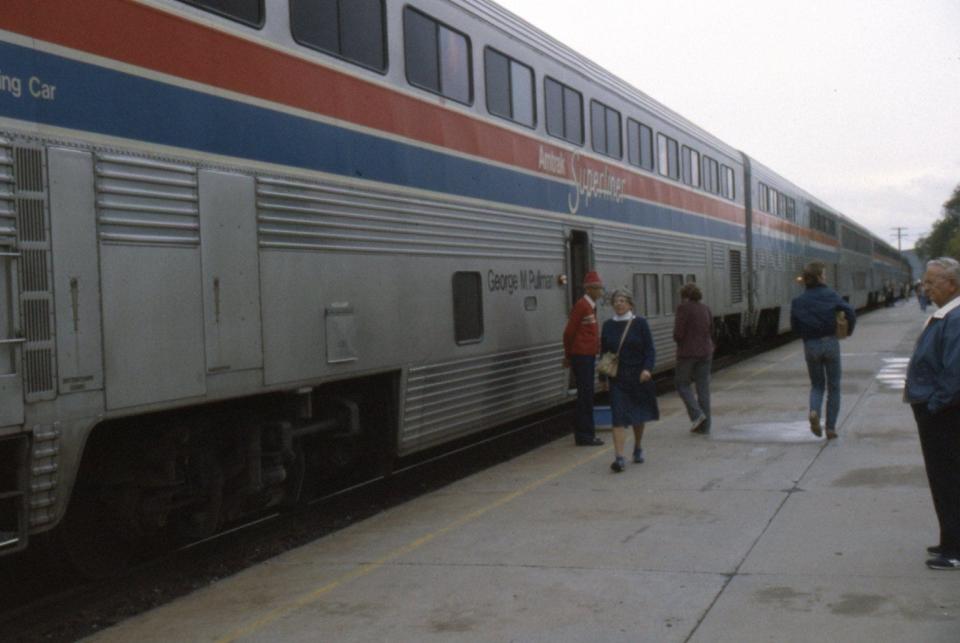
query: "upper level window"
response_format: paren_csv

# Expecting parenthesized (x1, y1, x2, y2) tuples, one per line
(785, 196, 796, 221)
(177, 0, 263, 26)
(544, 77, 583, 145)
(682, 145, 700, 187)
(721, 165, 736, 200)
(657, 133, 679, 180)
(627, 119, 654, 171)
(484, 48, 535, 128)
(702, 156, 720, 194)
(290, 0, 386, 72)
(404, 7, 472, 104)
(590, 100, 622, 159)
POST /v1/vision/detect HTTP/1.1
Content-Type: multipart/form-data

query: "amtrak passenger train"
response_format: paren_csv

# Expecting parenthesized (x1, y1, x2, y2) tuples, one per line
(0, 0, 909, 571)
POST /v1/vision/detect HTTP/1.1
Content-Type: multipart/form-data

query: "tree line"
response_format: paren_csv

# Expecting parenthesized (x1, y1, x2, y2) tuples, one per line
(915, 183, 960, 262)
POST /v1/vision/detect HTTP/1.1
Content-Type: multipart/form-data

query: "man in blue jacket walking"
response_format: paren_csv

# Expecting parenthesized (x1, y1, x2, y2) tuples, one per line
(790, 261, 856, 440)
(906, 257, 960, 570)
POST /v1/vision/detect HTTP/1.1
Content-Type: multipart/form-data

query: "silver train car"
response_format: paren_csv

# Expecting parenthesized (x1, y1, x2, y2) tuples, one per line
(0, 0, 910, 569)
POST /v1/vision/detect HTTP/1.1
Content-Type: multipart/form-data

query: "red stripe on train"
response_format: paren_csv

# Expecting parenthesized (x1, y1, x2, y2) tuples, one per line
(2, 0, 744, 225)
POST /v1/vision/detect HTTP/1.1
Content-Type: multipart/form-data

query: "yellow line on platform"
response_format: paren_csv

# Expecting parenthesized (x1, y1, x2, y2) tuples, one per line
(218, 350, 797, 641)
(216, 445, 610, 642)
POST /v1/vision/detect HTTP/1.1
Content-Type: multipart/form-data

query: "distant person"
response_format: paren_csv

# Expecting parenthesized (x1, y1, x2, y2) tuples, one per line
(905, 257, 960, 570)
(599, 287, 659, 472)
(673, 282, 714, 434)
(790, 261, 856, 440)
(563, 271, 605, 446)
(917, 281, 929, 312)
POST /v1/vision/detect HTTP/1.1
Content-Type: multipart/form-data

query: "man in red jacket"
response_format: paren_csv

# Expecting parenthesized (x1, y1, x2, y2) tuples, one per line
(564, 271, 605, 446)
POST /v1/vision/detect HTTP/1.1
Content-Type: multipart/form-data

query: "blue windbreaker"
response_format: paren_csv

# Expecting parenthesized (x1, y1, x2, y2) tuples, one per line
(790, 284, 856, 340)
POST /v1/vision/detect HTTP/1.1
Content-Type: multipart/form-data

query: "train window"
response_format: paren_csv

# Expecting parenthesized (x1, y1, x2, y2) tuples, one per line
(656, 133, 679, 180)
(721, 165, 736, 200)
(758, 182, 768, 212)
(484, 48, 535, 128)
(403, 7, 472, 104)
(682, 146, 700, 187)
(544, 77, 583, 145)
(785, 196, 796, 222)
(663, 274, 685, 313)
(290, 0, 386, 72)
(452, 271, 483, 343)
(176, 0, 263, 26)
(777, 193, 786, 218)
(702, 156, 720, 194)
(686, 274, 696, 283)
(589, 101, 622, 159)
(633, 273, 660, 317)
(626, 119, 654, 171)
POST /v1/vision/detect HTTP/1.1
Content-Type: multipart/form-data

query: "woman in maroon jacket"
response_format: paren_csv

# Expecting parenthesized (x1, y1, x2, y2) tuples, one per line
(673, 283, 714, 434)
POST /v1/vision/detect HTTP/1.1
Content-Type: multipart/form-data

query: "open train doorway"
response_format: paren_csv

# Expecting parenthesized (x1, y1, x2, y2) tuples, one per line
(566, 230, 591, 391)
(566, 230, 591, 307)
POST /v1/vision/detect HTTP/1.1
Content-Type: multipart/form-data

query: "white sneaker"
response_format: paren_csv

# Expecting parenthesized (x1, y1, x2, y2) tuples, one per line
(690, 413, 707, 432)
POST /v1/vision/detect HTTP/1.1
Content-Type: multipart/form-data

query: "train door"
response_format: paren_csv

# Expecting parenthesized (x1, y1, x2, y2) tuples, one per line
(0, 243, 23, 427)
(566, 230, 591, 307)
(566, 230, 591, 390)
(197, 170, 263, 375)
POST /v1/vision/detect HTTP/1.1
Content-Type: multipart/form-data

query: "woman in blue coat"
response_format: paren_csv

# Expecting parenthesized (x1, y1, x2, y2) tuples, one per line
(600, 287, 659, 472)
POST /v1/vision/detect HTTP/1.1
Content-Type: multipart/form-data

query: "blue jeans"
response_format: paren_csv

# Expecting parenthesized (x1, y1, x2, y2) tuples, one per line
(804, 336, 841, 431)
(570, 355, 596, 442)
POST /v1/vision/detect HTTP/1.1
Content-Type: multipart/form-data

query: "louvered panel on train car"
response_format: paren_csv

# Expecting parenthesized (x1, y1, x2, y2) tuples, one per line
(0, 138, 23, 428)
(256, 177, 560, 259)
(592, 227, 708, 268)
(96, 154, 205, 409)
(11, 146, 56, 403)
(401, 343, 565, 453)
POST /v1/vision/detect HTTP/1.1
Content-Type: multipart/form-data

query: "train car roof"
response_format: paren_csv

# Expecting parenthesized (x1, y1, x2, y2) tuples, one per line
(461, 0, 743, 161)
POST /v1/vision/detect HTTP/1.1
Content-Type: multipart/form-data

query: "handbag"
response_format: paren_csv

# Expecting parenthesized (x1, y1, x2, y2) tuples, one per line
(835, 310, 849, 340)
(597, 318, 634, 378)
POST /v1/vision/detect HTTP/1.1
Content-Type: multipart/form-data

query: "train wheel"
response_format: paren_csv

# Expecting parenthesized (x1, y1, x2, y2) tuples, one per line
(56, 482, 143, 579)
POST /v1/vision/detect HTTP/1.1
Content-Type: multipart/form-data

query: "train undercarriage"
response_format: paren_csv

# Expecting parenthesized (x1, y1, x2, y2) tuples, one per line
(55, 373, 398, 577)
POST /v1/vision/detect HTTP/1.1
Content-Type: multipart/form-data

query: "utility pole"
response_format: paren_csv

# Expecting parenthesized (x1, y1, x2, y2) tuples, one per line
(890, 227, 908, 252)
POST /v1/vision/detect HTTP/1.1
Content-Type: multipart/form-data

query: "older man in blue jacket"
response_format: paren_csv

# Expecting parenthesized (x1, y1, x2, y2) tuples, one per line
(790, 261, 856, 439)
(906, 257, 960, 570)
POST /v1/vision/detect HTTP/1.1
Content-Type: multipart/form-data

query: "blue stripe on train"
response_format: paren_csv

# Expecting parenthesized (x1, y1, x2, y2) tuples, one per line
(0, 40, 743, 243)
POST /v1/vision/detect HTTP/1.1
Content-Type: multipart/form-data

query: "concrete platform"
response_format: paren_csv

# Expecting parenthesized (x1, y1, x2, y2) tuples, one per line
(88, 301, 960, 642)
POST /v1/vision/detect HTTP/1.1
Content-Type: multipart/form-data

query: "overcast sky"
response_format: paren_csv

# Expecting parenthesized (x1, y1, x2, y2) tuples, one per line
(496, 0, 960, 250)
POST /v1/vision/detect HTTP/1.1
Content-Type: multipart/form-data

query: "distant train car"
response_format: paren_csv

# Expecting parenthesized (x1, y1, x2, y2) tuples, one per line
(0, 0, 909, 571)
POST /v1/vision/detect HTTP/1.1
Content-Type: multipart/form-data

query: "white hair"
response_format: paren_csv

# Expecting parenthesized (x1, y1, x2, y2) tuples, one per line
(926, 257, 960, 284)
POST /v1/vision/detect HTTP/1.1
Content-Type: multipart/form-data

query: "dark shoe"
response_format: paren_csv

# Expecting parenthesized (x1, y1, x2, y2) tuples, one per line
(691, 426, 710, 435)
(925, 555, 960, 570)
(576, 437, 604, 446)
(632, 447, 644, 463)
(825, 429, 838, 440)
(610, 456, 625, 473)
(689, 413, 707, 432)
(928, 545, 942, 555)
(808, 410, 822, 437)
